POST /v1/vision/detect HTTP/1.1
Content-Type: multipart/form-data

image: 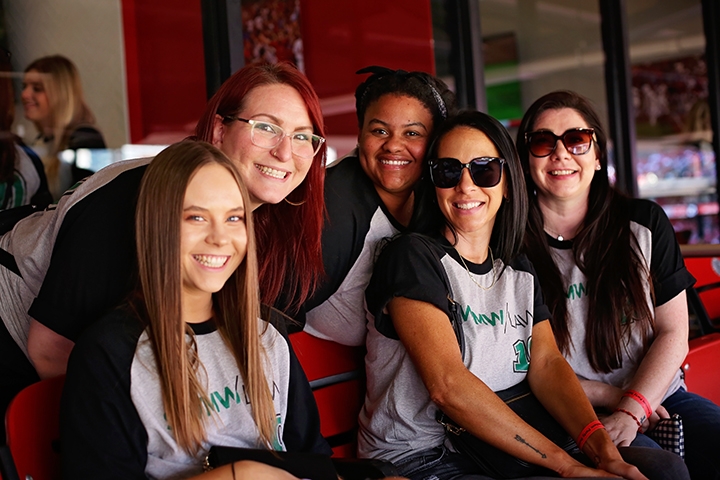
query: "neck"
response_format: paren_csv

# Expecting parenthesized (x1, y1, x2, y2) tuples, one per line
(181, 290, 213, 324)
(444, 227, 491, 264)
(538, 195, 588, 240)
(376, 188, 414, 227)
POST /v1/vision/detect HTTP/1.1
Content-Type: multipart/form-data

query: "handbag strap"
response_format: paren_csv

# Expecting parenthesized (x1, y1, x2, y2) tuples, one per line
(0, 246, 20, 277)
(411, 234, 466, 360)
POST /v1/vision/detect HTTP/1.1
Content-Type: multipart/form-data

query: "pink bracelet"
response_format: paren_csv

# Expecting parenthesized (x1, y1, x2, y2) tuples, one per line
(623, 390, 652, 420)
(577, 420, 605, 451)
(615, 408, 642, 430)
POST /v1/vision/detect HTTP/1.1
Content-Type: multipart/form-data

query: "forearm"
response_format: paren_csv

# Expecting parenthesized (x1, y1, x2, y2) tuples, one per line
(530, 355, 599, 437)
(437, 369, 578, 475)
(622, 331, 687, 411)
(617, 292, 689, 420)
(578, 379, 623, 410)
(190, 461, 298, 480)
(27, 319, 74, 378)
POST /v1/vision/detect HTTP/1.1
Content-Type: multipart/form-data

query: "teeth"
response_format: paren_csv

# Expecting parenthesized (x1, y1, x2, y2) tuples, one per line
(255, 164, 287, 179)
(380, 159, 410, 166)
(455, 202, 482, 210)
(549, 170, 575, 176)
(193, 255, 228, 268)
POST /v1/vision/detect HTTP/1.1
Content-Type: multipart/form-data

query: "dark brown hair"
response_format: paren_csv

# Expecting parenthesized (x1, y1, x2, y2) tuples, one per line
(517, 91, 654, 373)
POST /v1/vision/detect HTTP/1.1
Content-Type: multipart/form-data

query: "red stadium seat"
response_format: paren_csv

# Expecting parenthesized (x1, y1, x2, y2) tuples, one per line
(2, 375, 65, 480)
(681, 245, 720, 405)
(682, 244, 720, 333)
(289, 332, 366, 457)
(683, 333, 720, 405)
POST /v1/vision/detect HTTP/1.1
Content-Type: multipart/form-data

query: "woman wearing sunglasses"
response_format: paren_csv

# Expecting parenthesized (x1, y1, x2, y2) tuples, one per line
(302, 66, 456, 345)
(518, 90, 720, 479)
(360, 111, 686, 479)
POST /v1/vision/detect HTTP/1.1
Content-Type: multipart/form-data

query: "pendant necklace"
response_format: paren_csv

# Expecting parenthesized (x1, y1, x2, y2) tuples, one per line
(456, 246, 497, 291)
(544, 226, 568, 242)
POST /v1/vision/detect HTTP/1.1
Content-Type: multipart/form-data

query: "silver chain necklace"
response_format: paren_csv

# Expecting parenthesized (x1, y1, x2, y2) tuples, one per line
(456, 247, 497, 291)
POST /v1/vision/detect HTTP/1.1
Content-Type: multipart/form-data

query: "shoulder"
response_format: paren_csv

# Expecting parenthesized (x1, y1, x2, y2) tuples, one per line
(383, 232, 444, 256)
(506, 253, 538, 276)
(55, 158, 150, 225)
(325, 153, 376, 207)
(71, 305, 145, 371)
(623, 197, 670, 231)
(76, 306, 144, 349)
(67, 125, 106, 150)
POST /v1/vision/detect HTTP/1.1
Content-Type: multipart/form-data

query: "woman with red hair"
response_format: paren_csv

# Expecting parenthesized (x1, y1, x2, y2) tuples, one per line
(195, 62, 327, 314)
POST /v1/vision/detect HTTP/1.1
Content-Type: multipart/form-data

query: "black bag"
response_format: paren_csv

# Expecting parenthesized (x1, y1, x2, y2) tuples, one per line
(436, 380, 579, 478)
(413, 235, 579, 478)
(204, 446, 338, 480)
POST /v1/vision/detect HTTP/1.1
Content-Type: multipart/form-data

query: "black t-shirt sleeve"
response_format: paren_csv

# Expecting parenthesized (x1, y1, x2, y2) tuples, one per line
(634, 199, 695, 305)
(281, 334, 332, 455)
(60, 308, 148, 479)
(365, 234, 451, 340)
(304, 157, 379, 312)
(28, 166, 145, 341)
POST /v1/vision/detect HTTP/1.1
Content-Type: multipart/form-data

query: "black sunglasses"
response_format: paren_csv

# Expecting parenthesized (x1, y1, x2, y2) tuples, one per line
(525, 128, 595, 157)
(429, 157, 505, 189)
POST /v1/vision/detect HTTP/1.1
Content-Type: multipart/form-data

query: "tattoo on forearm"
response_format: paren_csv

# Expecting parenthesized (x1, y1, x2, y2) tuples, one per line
(515, 435, 547, 459)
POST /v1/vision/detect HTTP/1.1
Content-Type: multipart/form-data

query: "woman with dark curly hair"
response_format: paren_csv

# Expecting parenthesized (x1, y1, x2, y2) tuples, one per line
(303, 66, 456, 345)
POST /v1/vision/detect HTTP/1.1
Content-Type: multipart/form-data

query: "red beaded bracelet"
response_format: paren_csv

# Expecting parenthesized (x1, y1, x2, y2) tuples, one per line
(577, 420, 605, 451)
(615, 408, 642, 430)
(623, 390, 652, 420)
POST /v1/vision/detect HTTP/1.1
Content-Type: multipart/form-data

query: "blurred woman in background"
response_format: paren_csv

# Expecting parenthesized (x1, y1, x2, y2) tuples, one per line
(21, 54, 105, 198)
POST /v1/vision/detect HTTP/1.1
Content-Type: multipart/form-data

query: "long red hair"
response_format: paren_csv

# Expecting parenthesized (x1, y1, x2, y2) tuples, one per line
(195, 62, 326, 314)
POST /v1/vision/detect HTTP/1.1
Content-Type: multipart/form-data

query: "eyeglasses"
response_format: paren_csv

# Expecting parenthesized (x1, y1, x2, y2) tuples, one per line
(428, 157, 505, 189)
(525, 128, 595, 158)
(224, 116, 325, 159)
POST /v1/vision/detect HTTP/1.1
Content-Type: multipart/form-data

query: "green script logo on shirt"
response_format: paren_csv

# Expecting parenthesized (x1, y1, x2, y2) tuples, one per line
(460, 304, 532, 328)
(566, 282, 587, 300)
(202, 378, 281, 416)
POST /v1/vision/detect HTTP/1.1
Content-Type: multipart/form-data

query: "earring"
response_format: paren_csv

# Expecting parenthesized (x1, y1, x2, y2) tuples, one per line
(284, 197, 306, 207)
(595, 164, 601, 171)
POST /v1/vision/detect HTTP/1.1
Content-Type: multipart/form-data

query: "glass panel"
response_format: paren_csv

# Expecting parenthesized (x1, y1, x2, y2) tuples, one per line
(628, 0, 717, 244)
(476, 1, 607, 141)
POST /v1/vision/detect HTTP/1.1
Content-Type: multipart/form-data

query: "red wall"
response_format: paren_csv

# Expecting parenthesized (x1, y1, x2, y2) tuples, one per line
(301, 0, 435, 136)
(121, 0, 208, 143)
(121, 0, 434, 143)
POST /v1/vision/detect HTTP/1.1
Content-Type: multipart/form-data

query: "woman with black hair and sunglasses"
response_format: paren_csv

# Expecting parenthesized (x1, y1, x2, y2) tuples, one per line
(302, 66, 456, 345)
(517, 90, 720, 479)
(360, 110, 686, 479)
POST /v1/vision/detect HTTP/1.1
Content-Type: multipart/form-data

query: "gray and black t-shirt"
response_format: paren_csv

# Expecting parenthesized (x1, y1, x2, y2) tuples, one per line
(359, 233, 551, 463)
(549, 198, 695, 401)
(61, 306, 330, 479)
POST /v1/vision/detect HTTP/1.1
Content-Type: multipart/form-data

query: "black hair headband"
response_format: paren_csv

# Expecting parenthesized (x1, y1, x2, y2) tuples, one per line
(356, 65, 447, 119)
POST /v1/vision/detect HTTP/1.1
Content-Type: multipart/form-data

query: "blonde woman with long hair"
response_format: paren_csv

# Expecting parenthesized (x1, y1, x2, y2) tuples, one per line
(60, 141, 329, 479)
(21, 54, 105, 198)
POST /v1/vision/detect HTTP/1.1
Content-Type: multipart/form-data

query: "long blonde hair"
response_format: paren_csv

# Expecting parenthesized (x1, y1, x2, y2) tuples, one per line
(24, 55, 98, 185)
(134, 140, 276, 454)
